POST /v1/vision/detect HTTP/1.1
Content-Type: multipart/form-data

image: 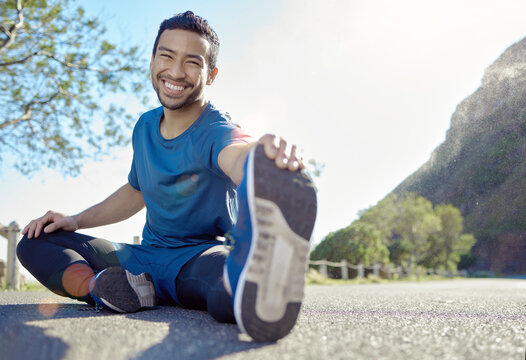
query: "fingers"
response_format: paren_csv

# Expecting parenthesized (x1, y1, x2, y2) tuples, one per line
(44, 216, 78, 234)
(22, 210, 66, 239)
(259, 134, 279, 159)
(287, 145, 299, 171)
(33, 220, 45, 239)
(275, 137, 288, 169)
(22, 213, 48, 239)
(257, 134, 305, 172)
(43, 221, 59, 235)
(22, 223, 30, 236)
(295, 146, 305, 170)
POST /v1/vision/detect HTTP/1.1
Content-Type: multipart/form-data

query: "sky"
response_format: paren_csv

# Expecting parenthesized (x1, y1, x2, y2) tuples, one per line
(2, 0, 526, 281)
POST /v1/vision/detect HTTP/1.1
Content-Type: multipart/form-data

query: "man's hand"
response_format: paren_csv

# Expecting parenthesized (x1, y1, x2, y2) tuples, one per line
(22, 183, 144, 240)
(22, 210, 78, 239)
(219, 133, 305, 186)
(257, 134, 305, 172)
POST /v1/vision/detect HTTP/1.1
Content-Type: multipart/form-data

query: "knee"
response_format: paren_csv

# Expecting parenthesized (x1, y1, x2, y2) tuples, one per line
(16, 234, 33, 265)
(16, 232, 54, 265)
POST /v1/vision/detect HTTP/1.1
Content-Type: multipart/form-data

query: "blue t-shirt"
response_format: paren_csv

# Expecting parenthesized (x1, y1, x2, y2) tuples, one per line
(128, 103, 251, 248)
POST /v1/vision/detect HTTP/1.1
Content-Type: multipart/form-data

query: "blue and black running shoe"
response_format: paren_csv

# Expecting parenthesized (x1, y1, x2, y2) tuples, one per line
(224, 144, 317, 342)
(89, 267, 157, 313)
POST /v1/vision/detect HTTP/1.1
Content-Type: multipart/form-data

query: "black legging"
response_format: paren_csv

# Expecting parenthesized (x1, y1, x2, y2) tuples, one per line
(16, 231, 234, 323)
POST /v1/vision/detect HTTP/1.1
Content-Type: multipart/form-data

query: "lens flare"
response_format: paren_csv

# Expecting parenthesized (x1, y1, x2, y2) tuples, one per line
(38, 298, 58, 317)
(62, 263, 94, 298)
(175, 174, 198, 196)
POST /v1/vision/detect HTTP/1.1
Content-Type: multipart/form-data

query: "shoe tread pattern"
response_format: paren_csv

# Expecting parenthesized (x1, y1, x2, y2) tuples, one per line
(253, 145, 317, 240)
(91, 267, 141, 313)
(240, 145, 317, 342)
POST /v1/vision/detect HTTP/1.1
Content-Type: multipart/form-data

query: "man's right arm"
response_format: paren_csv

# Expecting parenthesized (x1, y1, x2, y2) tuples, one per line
(22, 183, 145, 239)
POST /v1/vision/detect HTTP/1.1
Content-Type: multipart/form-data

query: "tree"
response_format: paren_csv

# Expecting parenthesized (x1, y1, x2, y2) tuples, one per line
(360, 193, 442, 266)
(1, 0, 148, 176)
(319, 192, 476, 271)
(387, 238, 412, 265)
(358, 194, 399, 245)
(430, 204, 475, 271)
(310, 221, 389, 266)
(356, 193, 475, 270)
(392, 194, 442, 266)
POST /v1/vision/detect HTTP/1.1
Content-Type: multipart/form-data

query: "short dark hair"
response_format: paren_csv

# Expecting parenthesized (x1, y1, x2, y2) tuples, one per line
(153, 11, 220, 70)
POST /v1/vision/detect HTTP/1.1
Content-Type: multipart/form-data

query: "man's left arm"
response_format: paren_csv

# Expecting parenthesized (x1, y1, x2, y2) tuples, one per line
(218, 134, 304, 186)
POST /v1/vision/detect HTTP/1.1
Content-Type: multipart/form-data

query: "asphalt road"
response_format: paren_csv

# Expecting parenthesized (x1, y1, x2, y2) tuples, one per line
(1, 279, 525, 360)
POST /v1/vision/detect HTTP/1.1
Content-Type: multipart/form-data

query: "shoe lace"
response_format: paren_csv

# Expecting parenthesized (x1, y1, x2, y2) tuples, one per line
(217, 231, 236, 250)
(78, 303, 105, 313)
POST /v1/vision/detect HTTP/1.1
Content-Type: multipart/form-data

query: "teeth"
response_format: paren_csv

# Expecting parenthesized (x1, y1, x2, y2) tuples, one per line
(164, 81, 184, 91)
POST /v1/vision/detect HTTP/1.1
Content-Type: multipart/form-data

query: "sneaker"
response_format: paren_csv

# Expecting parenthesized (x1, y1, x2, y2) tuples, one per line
(89, 267, 157, 313)
(224, 144, 317, 342)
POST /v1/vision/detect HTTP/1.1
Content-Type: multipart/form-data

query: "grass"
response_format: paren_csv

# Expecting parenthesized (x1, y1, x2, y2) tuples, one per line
(305, 268, 466, 285)
(0, 281, 47, 291)
(0, 271, 465, 291)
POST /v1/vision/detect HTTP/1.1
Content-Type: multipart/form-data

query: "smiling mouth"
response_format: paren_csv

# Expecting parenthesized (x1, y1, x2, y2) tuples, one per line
(164, 81, 185, 92)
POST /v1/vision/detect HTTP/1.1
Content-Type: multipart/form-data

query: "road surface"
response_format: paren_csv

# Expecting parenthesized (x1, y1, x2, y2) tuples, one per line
(1, 279, 525, 359)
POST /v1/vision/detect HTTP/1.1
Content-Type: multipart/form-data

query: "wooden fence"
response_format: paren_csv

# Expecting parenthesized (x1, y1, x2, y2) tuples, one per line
(0, 222, 20, 290)
(308, 259, 468, 280)
(0, 223, 469, 290)
(0, 225, 467, 290)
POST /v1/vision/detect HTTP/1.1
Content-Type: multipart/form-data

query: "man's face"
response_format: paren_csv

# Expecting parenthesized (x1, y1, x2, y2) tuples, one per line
(150, 29, 216, 111)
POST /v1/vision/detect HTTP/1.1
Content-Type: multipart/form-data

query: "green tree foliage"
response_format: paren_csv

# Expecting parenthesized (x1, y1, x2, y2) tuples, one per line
(310, 221, 389, 266)
(419, 204, 476, 271)
(392, 194, 442, 265)
(0, 0, 148, 175)
(433, 205, 475, 270)
(358, 194, 398, 245)
(387, 238, 412, 266)
(315, 193, 476, 271)
(358, 194, 442, 266)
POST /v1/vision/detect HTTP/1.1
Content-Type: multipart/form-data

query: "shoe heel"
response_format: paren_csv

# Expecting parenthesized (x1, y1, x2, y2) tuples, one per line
(126, 271, 157, 308)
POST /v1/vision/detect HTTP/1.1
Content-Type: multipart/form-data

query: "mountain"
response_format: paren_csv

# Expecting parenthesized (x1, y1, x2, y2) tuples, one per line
(393, 37, 526, 274)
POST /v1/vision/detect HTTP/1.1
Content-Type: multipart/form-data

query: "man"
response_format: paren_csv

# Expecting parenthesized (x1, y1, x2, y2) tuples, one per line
(17, 11, 317, 342)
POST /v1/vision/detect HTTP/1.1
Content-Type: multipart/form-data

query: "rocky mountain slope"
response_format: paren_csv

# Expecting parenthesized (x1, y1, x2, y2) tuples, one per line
(393, 38, 526, 274)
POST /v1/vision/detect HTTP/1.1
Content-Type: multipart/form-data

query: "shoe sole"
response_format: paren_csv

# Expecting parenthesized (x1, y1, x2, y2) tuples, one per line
(91, 267, 157, 313)
(234, 145, 317, 342)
